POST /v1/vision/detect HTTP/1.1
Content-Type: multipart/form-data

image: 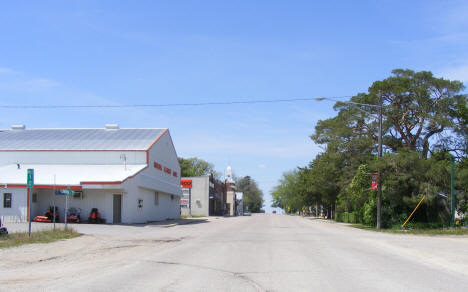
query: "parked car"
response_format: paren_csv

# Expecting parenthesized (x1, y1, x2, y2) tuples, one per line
(244, 211, 251, 216)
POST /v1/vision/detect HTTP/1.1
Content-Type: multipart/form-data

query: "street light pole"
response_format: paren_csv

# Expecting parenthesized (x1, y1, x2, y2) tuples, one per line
(315, 95, 384, 229)
(450, 155, 455, 228)
(376, 92, 383, 229)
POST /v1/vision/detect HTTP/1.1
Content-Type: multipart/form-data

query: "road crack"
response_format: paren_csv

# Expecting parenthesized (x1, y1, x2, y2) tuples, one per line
(145, 260, 266, 291)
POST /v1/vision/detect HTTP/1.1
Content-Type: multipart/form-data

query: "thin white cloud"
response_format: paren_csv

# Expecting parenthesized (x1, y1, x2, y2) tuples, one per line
(438, 65, 468, 83)
(258, 164, 267, 169)
(23, 78, 61, 90)
(177, 134, 321, 159)
(0, 67, 61, 92)
(0, 67, 15, 74)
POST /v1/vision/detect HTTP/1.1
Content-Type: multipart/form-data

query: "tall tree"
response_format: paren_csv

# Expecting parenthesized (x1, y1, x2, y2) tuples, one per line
(274, 69, 467, 226)
(315, 69, 467, 159)
(236, 176, 264, 212)
(178, 157, 217, 177)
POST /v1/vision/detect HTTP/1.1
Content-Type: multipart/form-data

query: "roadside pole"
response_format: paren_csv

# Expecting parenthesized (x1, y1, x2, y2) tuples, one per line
(53, 174, 56, 230)
(450, 156, 455, 228)
(65, 186, 70, 230)
(27, 169, 34, 237)
(189, 188, 192, 216)
(376, 91, 383, 229)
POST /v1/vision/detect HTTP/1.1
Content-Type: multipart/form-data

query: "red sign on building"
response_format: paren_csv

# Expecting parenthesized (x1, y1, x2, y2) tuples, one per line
(371, 173, 378, 190)
(153, 162, 162, 170)
(180, 179, 192, 188)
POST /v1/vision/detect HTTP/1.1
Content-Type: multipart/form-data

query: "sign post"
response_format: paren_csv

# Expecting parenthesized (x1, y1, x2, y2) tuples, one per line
(371, 173, 378, 190)
(65, 186, 71, 230)
(27, 169, 34, 236)
(54, 187, 74, 229)
(450, 156, 455, 228)
(53, 174, 56, 230)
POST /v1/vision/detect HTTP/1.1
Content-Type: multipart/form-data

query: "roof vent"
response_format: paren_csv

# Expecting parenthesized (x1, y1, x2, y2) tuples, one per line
(11, 125, 26, 130)
(105, 124, 119, 130)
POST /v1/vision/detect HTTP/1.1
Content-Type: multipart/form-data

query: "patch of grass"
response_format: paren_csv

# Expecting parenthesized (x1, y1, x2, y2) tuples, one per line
(350, 224, 468, 235)
(0, 228, 80, 249)
(180, 215, 206, 219)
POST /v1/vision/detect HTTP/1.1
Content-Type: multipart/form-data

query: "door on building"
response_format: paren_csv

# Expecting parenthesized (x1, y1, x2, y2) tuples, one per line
(113, 194, 122, 224)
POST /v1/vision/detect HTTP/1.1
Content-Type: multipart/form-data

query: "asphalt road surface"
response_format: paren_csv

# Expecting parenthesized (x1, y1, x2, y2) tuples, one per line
(1, 215, 468, 291)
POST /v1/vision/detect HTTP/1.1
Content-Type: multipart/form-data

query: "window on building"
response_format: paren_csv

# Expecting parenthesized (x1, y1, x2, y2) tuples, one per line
(32, 193, 37, 203)
(154, 192, 159, 205)
(73, 191, 83, 199)
(3, 193, 12, 208)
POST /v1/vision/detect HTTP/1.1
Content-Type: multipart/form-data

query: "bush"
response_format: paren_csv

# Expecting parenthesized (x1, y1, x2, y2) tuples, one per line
(400, 222, 449, 229)
(335, 212, 343, 222)
(362, 197, 376, 226)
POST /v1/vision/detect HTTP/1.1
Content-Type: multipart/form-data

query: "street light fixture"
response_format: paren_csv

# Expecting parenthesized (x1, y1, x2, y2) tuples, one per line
(316, 94, 384, 229)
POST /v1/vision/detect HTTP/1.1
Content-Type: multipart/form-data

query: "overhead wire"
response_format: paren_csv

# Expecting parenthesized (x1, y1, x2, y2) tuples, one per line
(0, 96, 353, 109)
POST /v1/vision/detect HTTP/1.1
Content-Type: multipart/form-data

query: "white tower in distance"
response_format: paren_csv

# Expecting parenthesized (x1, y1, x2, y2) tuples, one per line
(225, 165, 236, 216)
(225, 165, 235, 183)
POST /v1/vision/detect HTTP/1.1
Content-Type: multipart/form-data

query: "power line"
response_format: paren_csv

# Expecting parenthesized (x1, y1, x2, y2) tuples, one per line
(0, 96, 353, 109)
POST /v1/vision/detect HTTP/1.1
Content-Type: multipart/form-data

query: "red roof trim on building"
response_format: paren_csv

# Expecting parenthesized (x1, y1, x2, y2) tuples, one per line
(146, 128, 168, 151)
(4, 184, 83, 190)
(81, 181, 121, 185)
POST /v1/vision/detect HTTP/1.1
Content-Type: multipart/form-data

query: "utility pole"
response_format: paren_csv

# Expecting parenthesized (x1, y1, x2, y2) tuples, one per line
(376, 91, 383, 229)
(450, 155, 455, 228)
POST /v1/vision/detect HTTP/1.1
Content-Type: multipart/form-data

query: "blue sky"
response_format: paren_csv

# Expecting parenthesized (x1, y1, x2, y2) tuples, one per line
(1, 0, 467, 213)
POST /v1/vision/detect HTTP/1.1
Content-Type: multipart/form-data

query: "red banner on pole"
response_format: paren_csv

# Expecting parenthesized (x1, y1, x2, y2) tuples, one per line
(371, 173, 378, 190)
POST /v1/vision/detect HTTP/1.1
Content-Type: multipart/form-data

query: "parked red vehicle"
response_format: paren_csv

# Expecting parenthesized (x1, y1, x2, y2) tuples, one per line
(66, 207, 81, 223)
(88, 208, 105, 224)
(34, 206, 59, 223)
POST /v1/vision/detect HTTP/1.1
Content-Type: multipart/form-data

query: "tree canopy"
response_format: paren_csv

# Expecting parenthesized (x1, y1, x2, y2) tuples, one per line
(236, 176, 264, 213)
(272, 69, 468, 227)
(178, 157, 218, 177)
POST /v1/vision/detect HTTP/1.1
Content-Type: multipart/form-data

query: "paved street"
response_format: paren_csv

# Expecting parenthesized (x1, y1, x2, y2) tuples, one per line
(1, 214, 468, 291)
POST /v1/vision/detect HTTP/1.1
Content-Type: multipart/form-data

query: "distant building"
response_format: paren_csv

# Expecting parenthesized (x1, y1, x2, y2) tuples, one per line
(0, 125, 181, 223)
(235, 192, 244, 216)
(180, 174, 226, 216)
(225, 166, 236, 216)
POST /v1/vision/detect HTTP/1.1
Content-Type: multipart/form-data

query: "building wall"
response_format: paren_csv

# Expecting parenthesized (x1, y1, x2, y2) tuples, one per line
(0, 188, 27, 222)
(121, 178, 180, 223)
(226, 191, 236, 216)
(118, 130, 181, 223)
(209, 177, 226, 216)
(143, 131, 181, 196)
(0, 151, 146, 166)
(182, 176, 209, 217)
(34, 188, 115, 223)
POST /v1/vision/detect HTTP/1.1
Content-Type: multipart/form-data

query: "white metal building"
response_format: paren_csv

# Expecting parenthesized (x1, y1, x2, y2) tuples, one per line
(0, 125, 181, 224)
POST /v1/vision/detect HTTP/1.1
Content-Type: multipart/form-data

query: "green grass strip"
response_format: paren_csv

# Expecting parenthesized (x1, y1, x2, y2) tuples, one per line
(351, 224, 468, 235)
(0, 228, 80, 249)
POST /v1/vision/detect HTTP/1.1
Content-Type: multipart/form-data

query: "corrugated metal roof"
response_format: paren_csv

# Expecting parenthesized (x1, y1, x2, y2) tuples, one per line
(0, 164, 146, 185)
(0, 128, 166, 150)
